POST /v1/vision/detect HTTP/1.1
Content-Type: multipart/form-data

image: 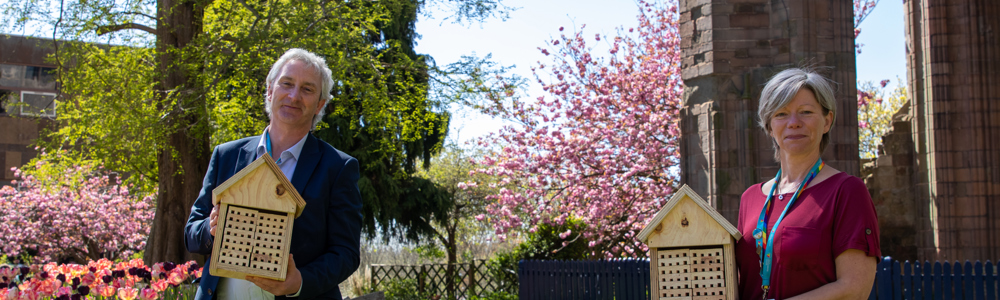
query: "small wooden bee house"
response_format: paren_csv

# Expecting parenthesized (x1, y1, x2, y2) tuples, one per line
(209, 155, 306, 281)
(637, 184, 742, 300)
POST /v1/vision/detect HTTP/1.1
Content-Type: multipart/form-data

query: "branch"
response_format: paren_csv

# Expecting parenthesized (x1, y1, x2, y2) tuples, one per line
(234, 0, 262, 19)
(121, 11, 156, 21)
(96, 23, 156, 36)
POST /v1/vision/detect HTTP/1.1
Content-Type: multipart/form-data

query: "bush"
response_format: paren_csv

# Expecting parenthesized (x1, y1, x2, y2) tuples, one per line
(0, 163, 154, 263)
(469, 290, 517, 300)
(378, 278, 434, 300)
(486, 217, 592, 293)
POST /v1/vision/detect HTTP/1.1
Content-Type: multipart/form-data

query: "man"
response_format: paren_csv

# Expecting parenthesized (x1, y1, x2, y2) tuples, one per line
(184, 48, 362, 299)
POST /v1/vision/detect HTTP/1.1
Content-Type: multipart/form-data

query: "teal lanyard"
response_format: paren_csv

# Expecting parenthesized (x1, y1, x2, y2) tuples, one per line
(752, 158, 824, 299)
(264, 130, 282, 164)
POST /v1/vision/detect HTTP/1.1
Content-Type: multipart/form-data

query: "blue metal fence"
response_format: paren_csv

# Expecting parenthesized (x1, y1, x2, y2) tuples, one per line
(518, 259, 650, 300)
(519, 257, 1000, 300)
(870, 257, 1000, 300)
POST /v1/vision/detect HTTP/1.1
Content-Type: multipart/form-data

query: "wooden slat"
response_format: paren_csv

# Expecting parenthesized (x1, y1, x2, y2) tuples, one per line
(914, 261, 924, 300)
(892, 260, 903, 300)
(946, 262, 954, 300)
(986, 261, 995, 300)
(904, 261, 913, 300)
(974, 261, 985, 300)
(926, 261, 935, 300)
(878, 257, 892, 300)
(964, 261, 974, 300)
(933, 261, 944, 300)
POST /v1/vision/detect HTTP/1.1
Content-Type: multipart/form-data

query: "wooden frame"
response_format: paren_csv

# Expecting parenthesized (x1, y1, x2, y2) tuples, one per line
(639, 185, 742, 300)
(208, 155, 306, 281)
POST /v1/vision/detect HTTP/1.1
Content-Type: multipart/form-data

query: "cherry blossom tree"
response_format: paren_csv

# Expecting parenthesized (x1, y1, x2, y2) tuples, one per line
(472, 0, 683, 258)
(0, 157, 154, 263)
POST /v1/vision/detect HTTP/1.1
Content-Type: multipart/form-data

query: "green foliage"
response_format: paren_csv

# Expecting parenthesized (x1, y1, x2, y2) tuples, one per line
(485, 217, 592, 293)
(413, 242, 447, 261)
(32, 44, 163, 196)
(377, 278, 434, 300)
(468, 291, 518, 300)
(858, 80, 907, 159)
(0, 0, 517, 250)
(412, 143, 501, 262)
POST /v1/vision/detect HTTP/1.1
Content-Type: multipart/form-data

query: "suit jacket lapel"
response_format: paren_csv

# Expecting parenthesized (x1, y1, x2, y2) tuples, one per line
(291, 134, 322, 195)
(236, 136, 260, 174)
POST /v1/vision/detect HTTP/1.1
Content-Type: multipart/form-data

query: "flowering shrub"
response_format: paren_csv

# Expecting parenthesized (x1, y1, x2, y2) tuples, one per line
(0, 164, 154, 263)
(0, 258, 201, 300)
(472, 0, 682, 257)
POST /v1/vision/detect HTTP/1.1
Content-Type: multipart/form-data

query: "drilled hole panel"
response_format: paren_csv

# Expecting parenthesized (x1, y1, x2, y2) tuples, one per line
(658, 247, 727, 299)
(214, 205, 291, 279)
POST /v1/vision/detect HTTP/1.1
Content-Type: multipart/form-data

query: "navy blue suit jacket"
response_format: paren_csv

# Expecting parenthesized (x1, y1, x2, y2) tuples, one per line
(184, 134, 362, 299)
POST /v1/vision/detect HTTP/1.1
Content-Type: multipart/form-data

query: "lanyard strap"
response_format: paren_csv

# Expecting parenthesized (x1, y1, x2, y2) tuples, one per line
(752, 158, 824, 298)
(265, 130, 282, 164)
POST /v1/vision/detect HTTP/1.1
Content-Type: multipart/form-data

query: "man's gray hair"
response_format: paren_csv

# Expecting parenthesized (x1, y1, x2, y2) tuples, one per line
(757, 68, 838, 160)
(265, 48, 335, 130)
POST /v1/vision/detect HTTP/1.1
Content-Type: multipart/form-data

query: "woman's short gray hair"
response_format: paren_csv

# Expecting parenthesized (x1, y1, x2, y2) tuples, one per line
(757, 68, 838, 160)
(264, 48, 335, 130)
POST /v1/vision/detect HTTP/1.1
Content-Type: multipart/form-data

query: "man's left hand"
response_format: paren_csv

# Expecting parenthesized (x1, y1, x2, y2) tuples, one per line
(246, 254, 302, 296)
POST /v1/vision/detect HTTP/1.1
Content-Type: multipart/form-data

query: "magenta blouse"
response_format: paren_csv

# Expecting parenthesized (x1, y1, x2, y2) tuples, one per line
(736, 172, 882, 300)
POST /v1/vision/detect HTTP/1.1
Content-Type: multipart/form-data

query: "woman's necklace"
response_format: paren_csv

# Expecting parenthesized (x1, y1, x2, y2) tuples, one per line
(752, 158, 824, 299)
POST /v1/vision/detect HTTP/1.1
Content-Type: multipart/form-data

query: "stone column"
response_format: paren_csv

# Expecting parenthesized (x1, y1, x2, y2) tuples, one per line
(679, 0, 859, 222)
(905, 0, 1000, 261)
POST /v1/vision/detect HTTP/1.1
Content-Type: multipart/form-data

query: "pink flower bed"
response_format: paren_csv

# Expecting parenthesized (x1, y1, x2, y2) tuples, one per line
(1, 258, 202, 300)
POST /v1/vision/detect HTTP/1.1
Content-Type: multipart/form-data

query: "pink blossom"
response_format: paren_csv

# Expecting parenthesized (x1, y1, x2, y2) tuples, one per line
(0, 159, 154, 263)
(139, 288, 158, 300)
(474, 0, 682, 257)
(151, 280, 168, 292)
(95, 284, 115, 297)
(118, 287, 139, 300)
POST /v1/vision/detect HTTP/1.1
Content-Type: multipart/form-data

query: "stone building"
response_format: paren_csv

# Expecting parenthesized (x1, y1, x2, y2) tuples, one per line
(678, 0, 1000, 262)
(0, 35, 58, 185)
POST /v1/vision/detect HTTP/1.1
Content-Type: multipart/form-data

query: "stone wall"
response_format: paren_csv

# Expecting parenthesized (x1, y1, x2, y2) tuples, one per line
(862, 103, 921, 261)
(678, 0, 859, 223)
(904, 0, 1000, 261)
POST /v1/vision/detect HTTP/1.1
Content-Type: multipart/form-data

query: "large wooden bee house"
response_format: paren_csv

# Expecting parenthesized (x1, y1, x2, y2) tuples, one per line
(209, 155, 306, 281)
(637, 184, 742, 300)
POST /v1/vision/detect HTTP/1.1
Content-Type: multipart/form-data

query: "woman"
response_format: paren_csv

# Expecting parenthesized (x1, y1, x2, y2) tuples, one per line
(736, 68, 881, 300)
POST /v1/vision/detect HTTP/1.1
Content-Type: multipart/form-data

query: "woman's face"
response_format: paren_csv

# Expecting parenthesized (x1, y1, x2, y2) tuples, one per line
(769, 88, 833, 158)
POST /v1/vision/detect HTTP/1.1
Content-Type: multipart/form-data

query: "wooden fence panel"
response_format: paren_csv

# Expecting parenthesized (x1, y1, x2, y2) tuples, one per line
(516, 257, 1000, 300)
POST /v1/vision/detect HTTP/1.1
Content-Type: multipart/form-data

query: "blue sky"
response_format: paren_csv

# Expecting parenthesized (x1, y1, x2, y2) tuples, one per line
(415, 0, 908, 144)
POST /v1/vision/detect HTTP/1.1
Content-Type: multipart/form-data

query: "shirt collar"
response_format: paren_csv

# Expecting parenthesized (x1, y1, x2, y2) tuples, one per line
(255, 126, 309, 162)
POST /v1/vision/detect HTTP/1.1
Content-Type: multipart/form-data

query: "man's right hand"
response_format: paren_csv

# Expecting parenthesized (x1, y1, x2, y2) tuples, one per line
(209, 204, 219, 236)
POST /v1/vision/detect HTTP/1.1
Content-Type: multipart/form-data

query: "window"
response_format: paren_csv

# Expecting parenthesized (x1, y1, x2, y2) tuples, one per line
(0, 64, 56, 89)
(20, 91, 56, 117)
(24, 66, 57, 89)
(0, 64, 24, 87)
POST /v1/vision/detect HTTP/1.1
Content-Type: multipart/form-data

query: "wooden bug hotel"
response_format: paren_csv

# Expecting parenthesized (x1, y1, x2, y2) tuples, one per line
(638, 184, 742, 300)
(209, 155, 306, 281)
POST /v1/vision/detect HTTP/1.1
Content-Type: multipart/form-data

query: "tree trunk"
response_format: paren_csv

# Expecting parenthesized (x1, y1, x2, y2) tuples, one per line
(144, 0, 210, 265)
(445, 215, 458, 300)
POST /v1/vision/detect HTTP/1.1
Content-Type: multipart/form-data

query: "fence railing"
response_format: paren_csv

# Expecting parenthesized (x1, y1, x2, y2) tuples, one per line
(370, 260, 510, 299)
(518, 258, 650, 300)
(870, 257, 1000, 300)
(518, 257, 1000, 300)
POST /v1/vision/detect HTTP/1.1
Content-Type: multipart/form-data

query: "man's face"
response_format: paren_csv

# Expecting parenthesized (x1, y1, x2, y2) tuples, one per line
(266, 59, 326, 132)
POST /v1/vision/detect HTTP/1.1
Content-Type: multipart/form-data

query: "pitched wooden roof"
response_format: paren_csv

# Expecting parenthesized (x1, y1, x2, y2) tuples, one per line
(637, 184, 741, 243)
(213, 155, 307, 218)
